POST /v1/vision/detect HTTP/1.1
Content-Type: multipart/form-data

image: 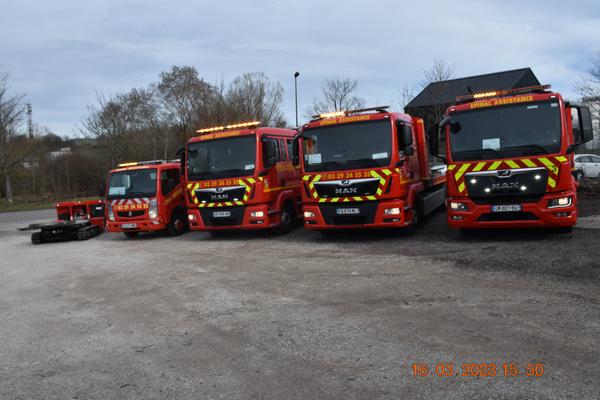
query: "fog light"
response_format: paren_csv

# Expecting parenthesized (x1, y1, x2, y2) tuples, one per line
(384, 207, 401, 215)
(548, 196, 572, 209)
(188, 214, 196, 221)
(450, 202, 468, 211)
(451, 215, 464, 220)
(250, 211, 264, 218)
(304, 211, 315, 218)
(555, 212, 570, 217)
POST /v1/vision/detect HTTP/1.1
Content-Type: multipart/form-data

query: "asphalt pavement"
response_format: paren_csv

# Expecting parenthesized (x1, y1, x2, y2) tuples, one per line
(0, 199, 599, 399)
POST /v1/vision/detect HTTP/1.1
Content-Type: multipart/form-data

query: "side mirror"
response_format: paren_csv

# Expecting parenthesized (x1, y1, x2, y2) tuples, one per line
(396, 121, 414, 156)
(428, 123, 440, 156)
(262, 138, 279, 168)
(176, 146, 186, 176)
(292, 135, 301, 166)
(578, 106, 594, 144)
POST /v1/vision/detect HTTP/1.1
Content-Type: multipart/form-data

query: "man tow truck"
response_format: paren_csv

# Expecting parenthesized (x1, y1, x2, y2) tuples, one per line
(429, 85, 594, 232)
(294, 106, 446, 231)
(104, 160, 187, 238)
(181, 121, 301, 235)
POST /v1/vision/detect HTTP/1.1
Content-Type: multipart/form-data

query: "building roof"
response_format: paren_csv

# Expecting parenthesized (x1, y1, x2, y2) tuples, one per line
(406, 68, 540, 109)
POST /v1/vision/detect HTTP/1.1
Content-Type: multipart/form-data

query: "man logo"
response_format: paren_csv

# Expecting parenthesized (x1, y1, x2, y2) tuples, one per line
(128, 211, 132, 217)
(497, 170, 512, 177)
(215, 187, 223, 192)
(340, 180, 351, 186)
(490, 182, 520, 191)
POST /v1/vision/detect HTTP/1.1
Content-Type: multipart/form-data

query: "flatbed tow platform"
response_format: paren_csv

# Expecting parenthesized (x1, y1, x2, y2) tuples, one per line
(18, 199, 105, 245)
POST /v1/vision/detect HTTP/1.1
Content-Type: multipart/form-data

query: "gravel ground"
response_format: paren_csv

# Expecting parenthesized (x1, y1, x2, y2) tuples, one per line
(0, 199, 599, 400)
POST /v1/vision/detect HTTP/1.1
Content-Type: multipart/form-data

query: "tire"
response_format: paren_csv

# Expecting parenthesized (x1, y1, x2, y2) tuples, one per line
(575, 170, 584, 181)
(124, 231, 139, 239)
(403, 208, 420, 234)
(31, 232, 42, 245)
(273, 202, 295, 235)
(167, 211, 187, 236)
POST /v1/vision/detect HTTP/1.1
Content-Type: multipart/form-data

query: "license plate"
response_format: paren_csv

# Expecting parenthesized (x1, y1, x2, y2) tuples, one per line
(213, 211, 231, 218)
(122, 223, 137, 229)
(336, 208, 360, 215)
(491, 204, 522, 212)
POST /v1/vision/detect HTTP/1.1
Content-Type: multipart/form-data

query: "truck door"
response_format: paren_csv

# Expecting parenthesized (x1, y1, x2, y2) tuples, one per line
(262, 137, 283, 189)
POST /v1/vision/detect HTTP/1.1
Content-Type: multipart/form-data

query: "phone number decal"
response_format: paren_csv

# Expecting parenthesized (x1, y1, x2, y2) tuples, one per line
(411, 362, 544, 378)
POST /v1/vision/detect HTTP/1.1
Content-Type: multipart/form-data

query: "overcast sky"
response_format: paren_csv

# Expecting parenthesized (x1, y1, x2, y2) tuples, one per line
(1, 0, 599, 136)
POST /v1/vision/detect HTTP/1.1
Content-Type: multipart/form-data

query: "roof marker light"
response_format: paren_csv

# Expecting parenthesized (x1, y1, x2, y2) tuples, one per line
(118, 162, 138, 167)
(196, 121, 260, 134)
(319, 111, 346, 119)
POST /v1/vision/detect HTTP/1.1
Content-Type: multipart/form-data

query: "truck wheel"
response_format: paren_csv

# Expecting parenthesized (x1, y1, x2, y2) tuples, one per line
(274, 203, 295, 234)
(124, 231, 139, 239)
(167, 211, 187, 236)
(403, 208, 420, 234)
(31, 232, 42, 245)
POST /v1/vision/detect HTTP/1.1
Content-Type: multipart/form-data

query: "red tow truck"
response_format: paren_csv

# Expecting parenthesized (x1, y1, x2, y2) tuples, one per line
(429, 85, 594, 232)
(181, 121, 301, 234)
(104, 160, 187, 238)
(295, 106, 446, 231)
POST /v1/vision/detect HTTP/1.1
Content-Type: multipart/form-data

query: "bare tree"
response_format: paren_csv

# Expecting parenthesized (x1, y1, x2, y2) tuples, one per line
(0, 73, 29, 203)
(155, 66, 214, 144)
(226, 72, 286, 127)
(419, 58, 456, 89)
(396, 85, 417, 111)
(308, 77, 365, 116)
(575, 49, 600, 151)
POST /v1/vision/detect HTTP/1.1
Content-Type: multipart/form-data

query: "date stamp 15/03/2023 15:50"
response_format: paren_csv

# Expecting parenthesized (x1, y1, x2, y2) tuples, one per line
(411, 362, 545, 378)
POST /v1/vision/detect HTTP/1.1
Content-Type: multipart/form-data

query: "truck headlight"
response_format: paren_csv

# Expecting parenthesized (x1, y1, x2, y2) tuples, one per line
(250, 211, 264, 218)
(148, 199, 158, 219)
(548, 196, 572, 209)
(188, 214, 196, 221)
(303, 211, 315, 218)
(108, 207, 115, 222)
(384, 207, 401, 215)
(450, 202, 468, 211)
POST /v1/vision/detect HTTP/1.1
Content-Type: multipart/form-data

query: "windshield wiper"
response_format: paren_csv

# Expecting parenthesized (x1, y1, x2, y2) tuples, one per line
(503, 144, 550, 155)
(454, 148, 502, 161)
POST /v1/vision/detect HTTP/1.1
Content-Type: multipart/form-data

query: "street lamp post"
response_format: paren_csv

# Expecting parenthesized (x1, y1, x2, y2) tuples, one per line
(294, 72, 300, 128)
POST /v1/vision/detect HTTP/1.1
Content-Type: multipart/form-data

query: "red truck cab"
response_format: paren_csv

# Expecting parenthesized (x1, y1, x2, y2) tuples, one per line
(105, 160, 187, 238)
(296, 106, 446, 231)
(429, 85, 594, 232)
(183, 121, 301, 234)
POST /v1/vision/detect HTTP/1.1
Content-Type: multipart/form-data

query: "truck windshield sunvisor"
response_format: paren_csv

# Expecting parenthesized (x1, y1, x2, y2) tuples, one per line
(188, 135, 257, 180)
(449, 100, 562, 161)
(107, 169, 157, 199)
(302, 120, 393, 172)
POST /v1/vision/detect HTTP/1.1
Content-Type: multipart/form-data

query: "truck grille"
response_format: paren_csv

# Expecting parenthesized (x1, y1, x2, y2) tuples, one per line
(465, 167, 548, 199)
(117, 210, 145, 218)
(195, 186, 247, 203)
(314, 178, 380, 198)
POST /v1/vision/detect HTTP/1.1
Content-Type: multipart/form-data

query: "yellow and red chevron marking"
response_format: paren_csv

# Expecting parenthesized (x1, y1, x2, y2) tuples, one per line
(186, 177, 264, 208)
(302, 169, 392, 203)
(448, 155, 568, 194)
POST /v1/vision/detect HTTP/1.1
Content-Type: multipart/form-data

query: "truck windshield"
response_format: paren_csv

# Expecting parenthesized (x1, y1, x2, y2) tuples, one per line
(449, 100, 562, 161)
(187, 135, 257, 180)
(303, 119, 392, 172)
(107, 168, 157, 199)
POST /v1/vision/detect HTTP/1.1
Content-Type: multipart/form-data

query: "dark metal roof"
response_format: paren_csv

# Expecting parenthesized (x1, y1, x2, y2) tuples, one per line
(406, 68, 540, 109)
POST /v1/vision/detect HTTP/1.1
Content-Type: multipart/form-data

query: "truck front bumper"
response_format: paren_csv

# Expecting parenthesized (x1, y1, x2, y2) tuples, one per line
(106, 220, 167, 233)
(447, 191, 577, 229)
(187, 204, 279, 231)
(302, 199, 414, 230)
